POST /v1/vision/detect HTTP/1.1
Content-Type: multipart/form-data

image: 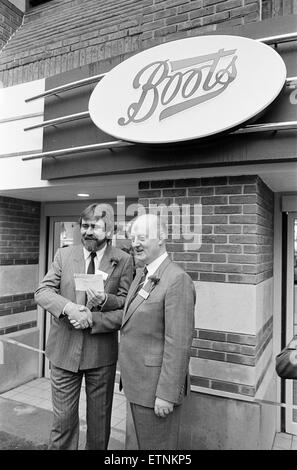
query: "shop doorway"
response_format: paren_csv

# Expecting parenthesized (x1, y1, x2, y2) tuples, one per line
(44, 216, 81, 378)
(285, 213, 297, 434)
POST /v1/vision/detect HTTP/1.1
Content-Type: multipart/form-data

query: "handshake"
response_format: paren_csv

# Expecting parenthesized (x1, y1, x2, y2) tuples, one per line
(63, 290, 106, 329)
(64, 302, 93, 330)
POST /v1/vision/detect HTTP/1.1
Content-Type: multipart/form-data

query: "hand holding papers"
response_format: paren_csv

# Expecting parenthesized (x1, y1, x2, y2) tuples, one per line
(86, 288, 106, 310)
(74, 273, 105, 309)
(95, 269, 108, 281)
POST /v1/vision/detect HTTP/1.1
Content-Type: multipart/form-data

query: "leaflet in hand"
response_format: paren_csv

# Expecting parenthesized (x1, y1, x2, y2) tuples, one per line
(74, 273, 104, 292)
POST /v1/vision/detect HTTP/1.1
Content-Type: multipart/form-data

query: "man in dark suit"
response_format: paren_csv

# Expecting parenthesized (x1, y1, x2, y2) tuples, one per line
(35, 203, 133, 450)
(71, 213, 196, 449)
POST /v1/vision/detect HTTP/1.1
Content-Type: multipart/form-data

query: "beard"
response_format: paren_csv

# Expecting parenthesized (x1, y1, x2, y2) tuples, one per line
(81, 235, 107, 252)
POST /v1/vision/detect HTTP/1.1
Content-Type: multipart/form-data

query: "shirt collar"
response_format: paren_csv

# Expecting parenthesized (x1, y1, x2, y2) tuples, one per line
(146, 252, 168, 277)
(83, 244, 107, 261)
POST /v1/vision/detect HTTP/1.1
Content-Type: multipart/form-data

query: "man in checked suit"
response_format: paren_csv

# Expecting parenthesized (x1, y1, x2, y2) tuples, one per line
(35, 203, 133, 450)
(71, 213, 196, 449)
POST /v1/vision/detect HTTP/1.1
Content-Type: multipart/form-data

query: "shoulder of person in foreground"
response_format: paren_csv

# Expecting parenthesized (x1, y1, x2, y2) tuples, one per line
(162, 260, 196, 303)
(276, 336, 297, 379)
(109, 245, 133, 263)
(166, 260, 195, 283)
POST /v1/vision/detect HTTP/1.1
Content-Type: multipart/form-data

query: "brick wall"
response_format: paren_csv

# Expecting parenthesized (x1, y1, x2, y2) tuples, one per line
(138, 174, 274, 397)
(1, 0, 296, 86)
(262, 0, 297, 19)
(0, 0, 273, 87)
(0, 0, 23, 51)
(0, 195, 40, 265)
(0, 195, 40, 335)
(190, 316, 273, 396)
(138, 175, 274, 285)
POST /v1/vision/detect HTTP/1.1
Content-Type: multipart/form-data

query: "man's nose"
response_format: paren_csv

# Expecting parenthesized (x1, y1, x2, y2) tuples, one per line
(86, 226, 94, 235)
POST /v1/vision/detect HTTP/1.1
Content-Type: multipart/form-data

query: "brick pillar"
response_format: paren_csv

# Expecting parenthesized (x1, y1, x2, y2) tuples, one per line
(262, 0, 297, 20)
(0, 0, 23, 51)
(0, 195, 41, 392)
(136, 175, 275, 449)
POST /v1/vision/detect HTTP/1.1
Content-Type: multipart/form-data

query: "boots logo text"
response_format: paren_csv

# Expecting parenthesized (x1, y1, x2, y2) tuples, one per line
(118, 48, 237, 126)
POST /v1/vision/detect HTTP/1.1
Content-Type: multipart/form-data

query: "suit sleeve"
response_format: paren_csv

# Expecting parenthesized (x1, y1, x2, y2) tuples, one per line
(276, 336, 297, 379)
(34, 249, 70, 318)
(100, 255, 134, 311)
(90, 308, 124, 334)
(156, 272, 196, 404)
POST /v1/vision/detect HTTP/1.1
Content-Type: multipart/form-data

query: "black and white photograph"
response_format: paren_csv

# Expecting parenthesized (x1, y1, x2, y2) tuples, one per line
(0, 0, 296, 456)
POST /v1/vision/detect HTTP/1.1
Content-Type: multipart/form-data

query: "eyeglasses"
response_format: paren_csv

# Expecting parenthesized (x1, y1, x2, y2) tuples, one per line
(129, 235, 148, 243)
(81, 223, 105, 232)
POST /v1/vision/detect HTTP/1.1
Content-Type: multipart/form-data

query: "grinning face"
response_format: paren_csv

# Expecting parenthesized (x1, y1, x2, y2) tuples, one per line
(80, 217, 107, 252)
(130, 215, 165, 266)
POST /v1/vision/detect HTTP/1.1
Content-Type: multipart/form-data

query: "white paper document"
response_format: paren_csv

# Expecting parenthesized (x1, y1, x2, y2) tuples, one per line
(74, 273, 104, 292)
(95, 269, 108, 281)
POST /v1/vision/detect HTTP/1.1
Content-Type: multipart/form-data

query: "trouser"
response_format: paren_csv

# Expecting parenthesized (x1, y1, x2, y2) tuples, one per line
(130, 402, 182, 450)
(49, 363, 116, 450)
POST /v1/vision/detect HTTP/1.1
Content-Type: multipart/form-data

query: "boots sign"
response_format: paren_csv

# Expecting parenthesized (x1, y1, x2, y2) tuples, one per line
(89, 35, 286, 144)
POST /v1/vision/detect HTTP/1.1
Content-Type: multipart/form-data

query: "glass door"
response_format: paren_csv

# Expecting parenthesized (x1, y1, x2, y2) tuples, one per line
(285, 213, 297, 434)
(44, 217, 80, 378)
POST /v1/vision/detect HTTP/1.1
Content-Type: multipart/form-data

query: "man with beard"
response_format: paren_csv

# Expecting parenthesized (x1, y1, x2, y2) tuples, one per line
(35, 203, 133, 450)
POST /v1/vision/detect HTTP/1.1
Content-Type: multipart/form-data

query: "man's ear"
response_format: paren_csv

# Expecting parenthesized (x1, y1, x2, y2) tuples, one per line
(158, 232, 166, 245)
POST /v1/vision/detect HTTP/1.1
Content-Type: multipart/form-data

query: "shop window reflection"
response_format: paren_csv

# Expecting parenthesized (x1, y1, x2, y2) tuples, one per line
(59, 222, 80, 248)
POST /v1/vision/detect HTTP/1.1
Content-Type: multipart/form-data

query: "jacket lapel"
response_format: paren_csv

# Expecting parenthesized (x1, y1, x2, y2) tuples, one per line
(122, 256, 172, 328)
(73, 245, 85, 274)
(122, 274, 153, 327)
(123, 268, 144, 314)
(72, 245, 86, 305)
(98, 244, 117, 289)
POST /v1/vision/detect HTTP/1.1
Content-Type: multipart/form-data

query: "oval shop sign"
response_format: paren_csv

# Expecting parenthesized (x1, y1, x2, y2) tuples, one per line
(89, 35, 287, 144)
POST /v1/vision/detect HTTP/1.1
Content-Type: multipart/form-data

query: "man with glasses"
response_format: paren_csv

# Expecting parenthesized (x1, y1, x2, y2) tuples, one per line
(35, 203, 133, 450)
(71, 213, 196, 449)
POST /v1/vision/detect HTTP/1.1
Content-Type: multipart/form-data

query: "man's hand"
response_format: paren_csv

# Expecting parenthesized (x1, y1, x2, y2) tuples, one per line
(86, 288, 106, 310)
(64, 302, 93, 329)
(154, 397, 174, 418)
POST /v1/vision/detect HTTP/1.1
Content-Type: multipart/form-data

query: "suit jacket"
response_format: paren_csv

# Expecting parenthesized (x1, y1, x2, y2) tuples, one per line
(35, 244, 133, 372)
(276, 336, 297, 379)
(91, 256, 196, 408)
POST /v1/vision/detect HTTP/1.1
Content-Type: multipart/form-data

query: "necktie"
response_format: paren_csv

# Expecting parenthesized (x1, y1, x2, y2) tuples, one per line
(129, 266, 148, 305)
(86, 252, 96, 306)
(87, 251, 96, 274)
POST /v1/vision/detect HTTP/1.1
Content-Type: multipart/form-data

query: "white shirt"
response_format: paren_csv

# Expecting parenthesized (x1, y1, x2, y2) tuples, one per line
(62, 244, 108, 315)
(143, 251, 168, 287)
(83, 244, 107, 273)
